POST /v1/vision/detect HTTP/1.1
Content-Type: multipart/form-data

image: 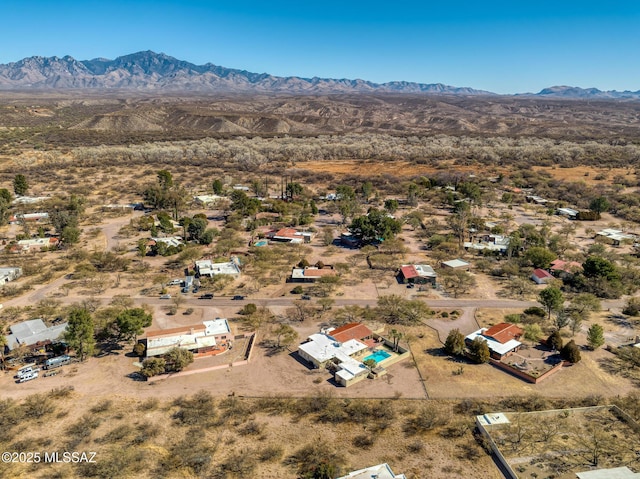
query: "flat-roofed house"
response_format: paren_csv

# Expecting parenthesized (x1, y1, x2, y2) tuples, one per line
(465, 323, 523, 360)
(144, 319, 232, 357)
(195, 258, 241, 277)
(290, 266, 338, 283)
(267, 228, 313, 244)
(337, 463, 407, 479)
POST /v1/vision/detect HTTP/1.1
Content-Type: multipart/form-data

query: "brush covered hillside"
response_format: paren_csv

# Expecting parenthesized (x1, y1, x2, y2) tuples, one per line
(1, 93, 640, 149)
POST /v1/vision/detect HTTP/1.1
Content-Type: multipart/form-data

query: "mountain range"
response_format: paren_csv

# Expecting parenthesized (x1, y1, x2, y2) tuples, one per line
(0, 51, 638, 99)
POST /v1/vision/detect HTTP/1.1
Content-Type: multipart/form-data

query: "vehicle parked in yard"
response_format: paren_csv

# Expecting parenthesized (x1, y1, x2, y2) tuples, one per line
(18, 371, 39, 382)
(44, 355, 71, 369)
(232, 295, 245, 300)
(301, 295, 311, 300)
(167, 279, 182, 286)
(160, 294, 171, 299)
(198, 293, 214, 299)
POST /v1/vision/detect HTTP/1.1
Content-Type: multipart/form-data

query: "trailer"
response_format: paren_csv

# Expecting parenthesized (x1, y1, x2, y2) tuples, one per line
(44, 355, 71, 370)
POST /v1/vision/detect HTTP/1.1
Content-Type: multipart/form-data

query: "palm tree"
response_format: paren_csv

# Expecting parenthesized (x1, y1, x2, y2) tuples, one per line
(389, 328, 403, 353)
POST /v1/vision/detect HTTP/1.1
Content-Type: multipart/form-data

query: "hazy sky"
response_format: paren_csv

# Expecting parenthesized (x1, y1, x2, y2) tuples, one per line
(2, 0, 639, 94)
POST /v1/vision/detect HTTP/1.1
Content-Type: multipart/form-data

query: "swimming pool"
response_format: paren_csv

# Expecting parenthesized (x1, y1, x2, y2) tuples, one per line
(363, 350, 391, 364)
(254, 240, 268, 247)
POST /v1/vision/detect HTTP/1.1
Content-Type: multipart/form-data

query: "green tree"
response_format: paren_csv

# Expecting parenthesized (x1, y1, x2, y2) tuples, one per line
(589, 196, 610, 214)
(523, 246, 556, 269)
(272, 323, 298, 350)
(568, 293, 601, 321)
(583, 256, 619, 281)
(389, 328, 403, 352)
(0, 188, 11, 205)
(587, 323, 605, 350)
(163, 347, 194, 372)
(349, 208, 402, 244)
(361, 181, 374, 202)
(384, 199, 399, 214)
(212, 179, 224, 195)
(538, 286, 565, 321)
(115, 308, 153, 342)
(61, 226, 81, 245)
(286, 182, 303, 198)
(187, 217, 208, 241)
(141, 357, 166, 377)
(13, 174, 28, 196)
(547, 330, 563, 351)
(468, 337, 491, 364)
(561, 339, 581, 363)
(157, 170, 173, 190)
(444, 328, 466, 356)
(64, 307, 96, 361)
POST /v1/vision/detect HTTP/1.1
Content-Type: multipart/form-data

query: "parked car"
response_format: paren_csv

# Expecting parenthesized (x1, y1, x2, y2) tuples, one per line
(167, 279, 182, 286)
(198, 293, 214, 299)
(160, 294, 171, 299)
(301, 295, 312, 300)
(192, 287, 199, 294)
(232, 295, 245, 300)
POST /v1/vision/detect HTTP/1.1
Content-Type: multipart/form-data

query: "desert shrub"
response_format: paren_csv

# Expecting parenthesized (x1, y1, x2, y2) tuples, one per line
(623, 297, 640, 316)
(21, 393, 56, 419)
(238, 420, 264, 436)
(285, 441, 345, 479)
(49, 386, 75, 399)
(291, 285, 304, 294)
(172, 391, 217, 427)
(97, 424, 133, 444)
(137, 397, 159, 411)
(220, 449, 258, 477)
(258, 445, 284, 462)
(403, 404, 450, 435)
(90, 399, 112, 414)
(352, 434, 376, 449)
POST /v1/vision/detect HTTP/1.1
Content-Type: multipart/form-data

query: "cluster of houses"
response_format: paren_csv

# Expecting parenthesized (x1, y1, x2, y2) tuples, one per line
(531, 258, 584, 284)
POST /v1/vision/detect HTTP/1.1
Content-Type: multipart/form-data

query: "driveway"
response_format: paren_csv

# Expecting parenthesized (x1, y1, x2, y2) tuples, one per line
(426, 307, 479, 344)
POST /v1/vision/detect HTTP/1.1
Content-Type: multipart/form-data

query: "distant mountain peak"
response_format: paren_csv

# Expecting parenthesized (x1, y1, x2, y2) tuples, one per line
(0, 51, 492, 95)
(0, 52, 637, 98)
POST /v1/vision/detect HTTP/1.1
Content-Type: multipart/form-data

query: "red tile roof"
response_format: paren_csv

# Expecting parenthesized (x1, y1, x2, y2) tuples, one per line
(549, 259, 583, 273)
(483, 323, 523, 344)
(330, 323, 373, 343)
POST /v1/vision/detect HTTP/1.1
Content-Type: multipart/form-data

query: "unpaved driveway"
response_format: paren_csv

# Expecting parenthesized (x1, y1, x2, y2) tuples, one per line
(427, 307, 479, 343)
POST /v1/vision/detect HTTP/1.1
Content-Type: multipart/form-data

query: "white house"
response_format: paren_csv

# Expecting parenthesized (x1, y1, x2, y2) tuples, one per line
(337, 463, 407, 479)
(193, 195, 223, 207)
(0, 267, 22, 283)
(150, 236, 184, 248)
(195, 258, 241, 277)
(144, 318, 232, 357)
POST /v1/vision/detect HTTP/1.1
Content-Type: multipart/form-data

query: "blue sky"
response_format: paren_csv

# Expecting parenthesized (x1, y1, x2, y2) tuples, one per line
(2, 0, 639, 93)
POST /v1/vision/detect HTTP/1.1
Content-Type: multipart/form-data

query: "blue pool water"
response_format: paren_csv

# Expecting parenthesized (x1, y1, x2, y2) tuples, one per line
(254, 240, 268, 247)
(363, 350, 391, 364)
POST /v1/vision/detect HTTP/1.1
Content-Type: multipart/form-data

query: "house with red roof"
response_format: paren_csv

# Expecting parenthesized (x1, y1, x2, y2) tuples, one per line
(398, 264, 437, 285)
(290, 266, 338, 283)
(267, 228, 313, 244)
(549, 259, 583, 278)
(465, 323, 524, 359)
(531, 268, 554, 284)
